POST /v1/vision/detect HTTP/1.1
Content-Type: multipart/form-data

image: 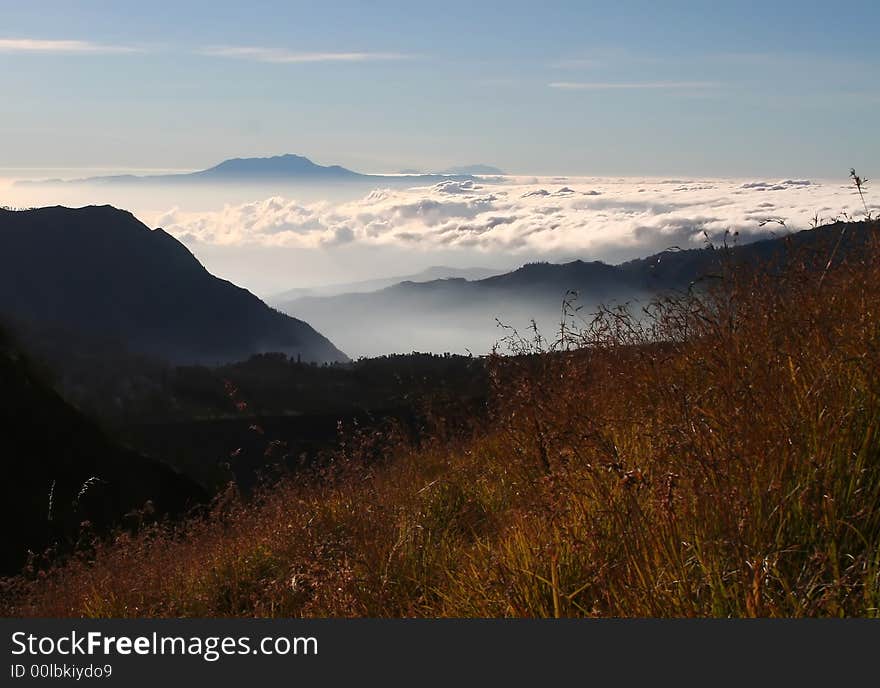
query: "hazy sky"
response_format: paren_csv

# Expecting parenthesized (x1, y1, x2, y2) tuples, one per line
(2, 0, 879, 178)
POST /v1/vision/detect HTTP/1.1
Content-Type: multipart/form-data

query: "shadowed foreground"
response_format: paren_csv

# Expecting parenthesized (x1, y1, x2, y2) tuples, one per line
(3, 222, 879, 617)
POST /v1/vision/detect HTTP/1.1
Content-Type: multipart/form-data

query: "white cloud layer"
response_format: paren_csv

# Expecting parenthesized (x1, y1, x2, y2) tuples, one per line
(150, 177, 877, 263)
(0, 38, 139, 54)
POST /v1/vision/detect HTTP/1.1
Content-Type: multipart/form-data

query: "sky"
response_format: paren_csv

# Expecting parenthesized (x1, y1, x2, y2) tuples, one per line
(1, 1, 879, 298)
(1, 0, 879, 178)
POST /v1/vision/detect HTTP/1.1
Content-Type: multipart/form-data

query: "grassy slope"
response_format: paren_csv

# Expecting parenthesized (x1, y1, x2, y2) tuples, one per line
(3, 221, 880, 617)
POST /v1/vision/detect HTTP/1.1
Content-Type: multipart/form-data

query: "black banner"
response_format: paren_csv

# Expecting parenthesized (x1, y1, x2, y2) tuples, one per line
(2, 618, 878, 685)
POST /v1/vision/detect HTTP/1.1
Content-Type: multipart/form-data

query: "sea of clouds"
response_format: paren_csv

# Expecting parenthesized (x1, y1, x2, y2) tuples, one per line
(148, 176, 876, 266)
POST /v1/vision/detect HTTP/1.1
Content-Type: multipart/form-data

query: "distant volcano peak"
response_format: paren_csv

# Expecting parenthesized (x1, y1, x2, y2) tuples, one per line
(193, 153, 363, 179)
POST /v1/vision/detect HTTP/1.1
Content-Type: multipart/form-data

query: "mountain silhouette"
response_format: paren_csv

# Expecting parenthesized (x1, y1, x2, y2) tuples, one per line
(0, 206, 348, 364)
(17, 154, 476, 187)
(189, 153, 366, 180)
(278, 220, 875, 357)
(0, 324, 207, 574)
(268, 265, 505, 302)
(279, 260, 649, 357)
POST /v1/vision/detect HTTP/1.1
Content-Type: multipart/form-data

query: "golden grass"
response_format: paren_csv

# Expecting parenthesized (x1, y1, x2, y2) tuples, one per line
(3, 222, 880, 617)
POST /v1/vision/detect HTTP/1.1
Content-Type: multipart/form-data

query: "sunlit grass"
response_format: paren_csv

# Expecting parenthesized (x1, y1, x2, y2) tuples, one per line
(3, 220, 880, 617)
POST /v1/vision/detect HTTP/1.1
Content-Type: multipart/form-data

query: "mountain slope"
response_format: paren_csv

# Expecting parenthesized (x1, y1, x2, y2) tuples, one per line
(0, 206, 348, 364)
(0, 325, 207, 574)
(618, 219, 871, 288)
(188, 153, 366, 181)
(278, 221, 875, 357)
(279, 259, 649, 357)
(268, 265, 505, 302)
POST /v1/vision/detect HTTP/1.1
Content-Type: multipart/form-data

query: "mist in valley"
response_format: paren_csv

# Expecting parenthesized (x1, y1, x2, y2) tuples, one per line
(4, 165, 876, 359)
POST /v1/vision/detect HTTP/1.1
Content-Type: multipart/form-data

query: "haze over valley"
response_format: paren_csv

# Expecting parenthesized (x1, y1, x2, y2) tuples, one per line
(4, 156, 876, 356)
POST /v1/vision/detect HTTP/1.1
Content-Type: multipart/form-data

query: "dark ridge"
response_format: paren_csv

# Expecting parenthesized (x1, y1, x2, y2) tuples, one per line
(620, 219, 877, 289)
(0, 205, 348, 364)
(0, 323, 207, 575)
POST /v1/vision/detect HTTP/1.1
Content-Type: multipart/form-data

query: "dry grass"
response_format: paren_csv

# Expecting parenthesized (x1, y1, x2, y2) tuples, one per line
(3, 222, 880, 617)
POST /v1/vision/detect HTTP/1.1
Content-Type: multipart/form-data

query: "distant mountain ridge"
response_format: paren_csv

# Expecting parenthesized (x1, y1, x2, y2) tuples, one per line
(268, 265, 505, 302)
(0, 205, 348, 364)
(16, 154, 479, 187)
(189, 154, 366, 180)
(278, 221, 876, 357)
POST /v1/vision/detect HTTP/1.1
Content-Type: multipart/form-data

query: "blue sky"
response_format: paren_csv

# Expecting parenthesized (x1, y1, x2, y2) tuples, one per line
(1, 0, 878, 177)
